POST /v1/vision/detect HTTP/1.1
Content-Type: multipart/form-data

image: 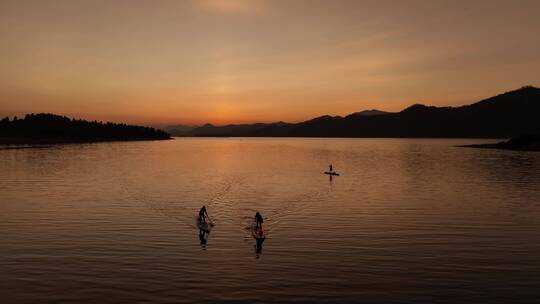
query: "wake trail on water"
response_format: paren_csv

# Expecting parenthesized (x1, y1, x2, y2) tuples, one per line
(119, 176, 243, 231)
(119, 173, 332, 242)
(237, 182, 332, 241)
(119, 183, 196, 230)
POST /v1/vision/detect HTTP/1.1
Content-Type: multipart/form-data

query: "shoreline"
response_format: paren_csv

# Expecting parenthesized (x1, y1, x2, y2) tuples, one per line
(0, 137, 173, 146)
(460, 143, 540, 152)
(459, 135, 540, 152)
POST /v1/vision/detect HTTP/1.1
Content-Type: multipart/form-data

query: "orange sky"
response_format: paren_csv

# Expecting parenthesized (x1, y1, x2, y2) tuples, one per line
(1, 0, 539, 126)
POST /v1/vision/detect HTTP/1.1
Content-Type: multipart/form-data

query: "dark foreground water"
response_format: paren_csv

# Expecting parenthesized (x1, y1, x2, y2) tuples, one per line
(1, 138, 540, 303)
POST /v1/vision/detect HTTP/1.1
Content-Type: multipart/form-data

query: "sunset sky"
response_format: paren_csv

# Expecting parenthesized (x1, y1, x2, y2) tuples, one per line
(1, 0, 539, 125)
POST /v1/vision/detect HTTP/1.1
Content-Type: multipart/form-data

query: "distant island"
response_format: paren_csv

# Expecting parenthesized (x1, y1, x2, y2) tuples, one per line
(462, 134, 540, 151)
(0, 113, 171, 145)
(164, 86, 540, 139)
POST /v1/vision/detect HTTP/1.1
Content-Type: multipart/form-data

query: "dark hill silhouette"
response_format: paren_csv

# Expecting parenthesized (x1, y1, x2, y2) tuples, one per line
(192, 123, 271, 137)
(161, 124, 198, 137)
(190, 86, 540, 138)
(349, 109, 390, 116)
(0, 113, 171, 144)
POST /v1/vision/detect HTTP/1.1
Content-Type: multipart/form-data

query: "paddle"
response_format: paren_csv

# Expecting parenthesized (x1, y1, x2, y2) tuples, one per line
(206, 214, 215, 226)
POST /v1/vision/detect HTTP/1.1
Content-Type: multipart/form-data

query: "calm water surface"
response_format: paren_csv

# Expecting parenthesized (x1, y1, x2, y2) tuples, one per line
(1, 138, 540, 303)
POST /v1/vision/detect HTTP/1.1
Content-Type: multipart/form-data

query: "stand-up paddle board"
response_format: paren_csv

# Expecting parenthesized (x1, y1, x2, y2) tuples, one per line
(324, 171, 340, 176)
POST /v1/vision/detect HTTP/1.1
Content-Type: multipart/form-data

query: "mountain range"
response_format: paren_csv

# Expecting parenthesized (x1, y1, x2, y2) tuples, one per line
(165, 86, 540, 138)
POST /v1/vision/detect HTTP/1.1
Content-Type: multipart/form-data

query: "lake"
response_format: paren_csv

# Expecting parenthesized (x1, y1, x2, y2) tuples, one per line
(1, 138, 540, 303)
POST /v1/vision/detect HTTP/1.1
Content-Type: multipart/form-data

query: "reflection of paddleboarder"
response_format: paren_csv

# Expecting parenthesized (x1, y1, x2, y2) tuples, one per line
(199, 229, 208, 245)
(254, 212, 265, 255)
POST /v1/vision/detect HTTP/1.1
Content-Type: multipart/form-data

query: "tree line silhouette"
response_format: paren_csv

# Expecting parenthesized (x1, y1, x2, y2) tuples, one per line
(0, 113, 171, 144)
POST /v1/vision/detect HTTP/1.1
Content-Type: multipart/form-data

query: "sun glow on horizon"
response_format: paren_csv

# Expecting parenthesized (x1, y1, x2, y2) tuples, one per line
(1, 0, 540, 125)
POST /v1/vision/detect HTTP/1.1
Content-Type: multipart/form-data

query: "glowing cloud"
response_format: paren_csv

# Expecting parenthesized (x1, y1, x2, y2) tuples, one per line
(198, 0, 265, 15)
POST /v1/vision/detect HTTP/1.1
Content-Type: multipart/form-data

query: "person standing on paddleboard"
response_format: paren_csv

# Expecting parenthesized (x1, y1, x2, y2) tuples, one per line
(329, 164, 333, 172)
(255, 212, 263, 230)
(199, 206, 209, 224)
